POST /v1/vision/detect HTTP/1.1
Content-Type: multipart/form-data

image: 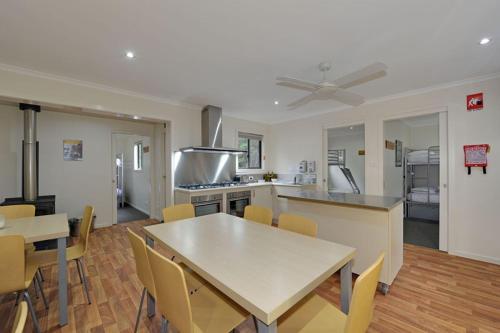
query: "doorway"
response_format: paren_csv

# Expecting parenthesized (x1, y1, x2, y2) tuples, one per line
(326, 124, 366, 194)
(383, 112, 447, 250)
(112, 133, 152, 223)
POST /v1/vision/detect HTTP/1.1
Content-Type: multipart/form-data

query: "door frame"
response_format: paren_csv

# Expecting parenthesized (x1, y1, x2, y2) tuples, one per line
(379, 106, 449, 252)
(111, 132, 155, 225)
(322, 121, 366, 192)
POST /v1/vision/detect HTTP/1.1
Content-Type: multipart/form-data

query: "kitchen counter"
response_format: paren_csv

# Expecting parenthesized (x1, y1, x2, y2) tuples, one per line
(277, 188, 403, 291)
(174, 181, 303, 194)
(277, 188, 402, 211)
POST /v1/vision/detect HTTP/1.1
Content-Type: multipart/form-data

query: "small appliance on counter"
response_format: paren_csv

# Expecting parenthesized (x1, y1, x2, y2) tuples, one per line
(299, 160, 308, 173)
(307, 161, 316, 173)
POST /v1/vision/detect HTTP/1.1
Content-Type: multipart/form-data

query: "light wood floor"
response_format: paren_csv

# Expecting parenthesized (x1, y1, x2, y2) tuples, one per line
(1, 219, 500, 332)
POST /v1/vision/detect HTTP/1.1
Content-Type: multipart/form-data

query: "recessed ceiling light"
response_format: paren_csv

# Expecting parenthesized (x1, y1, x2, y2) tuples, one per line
(349, 126, 354, 130)
(479, 37, 491, 45)
(274, 100, 279, 105)
(126, 51, 135, 58)
(133, 115, 140, 120)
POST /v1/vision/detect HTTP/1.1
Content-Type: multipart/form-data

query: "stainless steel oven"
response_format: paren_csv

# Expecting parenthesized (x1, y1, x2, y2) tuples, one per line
(191, 193, 223, 217)
(226, 190, 251, 217)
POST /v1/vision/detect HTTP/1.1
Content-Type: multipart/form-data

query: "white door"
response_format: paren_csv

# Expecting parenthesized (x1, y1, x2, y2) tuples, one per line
(439, 112, 449, 252)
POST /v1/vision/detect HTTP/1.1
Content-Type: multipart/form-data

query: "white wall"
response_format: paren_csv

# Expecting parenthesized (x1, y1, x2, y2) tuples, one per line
(0, 104, 155, 227)
(114, 134, 151, 214)
(410, 125, 439, 149)
(327, 130, 365, 193)
(0, 108, 19, 200)
(268, 76, 500, 265)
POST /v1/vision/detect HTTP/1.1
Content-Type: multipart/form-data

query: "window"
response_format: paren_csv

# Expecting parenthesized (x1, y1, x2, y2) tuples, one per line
(238, 132, 263, 169)
(134, 141, 143, 171)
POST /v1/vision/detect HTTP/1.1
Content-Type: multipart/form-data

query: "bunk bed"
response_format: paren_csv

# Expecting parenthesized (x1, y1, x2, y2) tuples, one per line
(404, 146, 439, 219)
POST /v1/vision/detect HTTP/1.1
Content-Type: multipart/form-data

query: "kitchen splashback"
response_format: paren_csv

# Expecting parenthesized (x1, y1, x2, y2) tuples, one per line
(174, 152, 236, 186)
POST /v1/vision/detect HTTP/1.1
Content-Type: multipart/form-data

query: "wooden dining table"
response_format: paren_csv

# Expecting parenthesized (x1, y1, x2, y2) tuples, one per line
(143, 213, 356, 333)
(0, 213, 70, 326)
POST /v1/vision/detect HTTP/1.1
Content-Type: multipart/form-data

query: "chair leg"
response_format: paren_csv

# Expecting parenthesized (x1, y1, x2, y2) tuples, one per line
(37, 268, 45, 282)
(34, 277, 49, 310)
(134, 288, 147, 333)
(75, 258, 84, 284)
(160, 316, 169, 333)
(77, 258, 92, 304)
(32, 276, 39, 299)
(15, 291, 21, 306)
(23, 291, 41, 333)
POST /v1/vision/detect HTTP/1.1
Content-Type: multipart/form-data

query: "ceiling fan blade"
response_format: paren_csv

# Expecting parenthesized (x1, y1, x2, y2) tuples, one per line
(330, 89, 365, 106)
(333, 62, 387, 89)
(277, 76, 321, 91)
(287, 94, 316, 109)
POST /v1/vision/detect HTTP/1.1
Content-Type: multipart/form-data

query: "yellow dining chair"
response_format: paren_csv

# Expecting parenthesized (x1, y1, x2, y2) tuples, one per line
(278, 254, 385, 333)
(127, 228, 157, 333)
(146, 246, 248, 333)
(161, 203, 196, 261)
(11, 301, 28, 333)
(29, 205, 95, 304)
(162, 204, 195, 223)
(127, 228, 206, 332)
(278, 213, 318, 238)
(0, 204, 43, 283)
(0, 235, 48, 333)
(0, 205, 35, 219)
(243, 205, 273, 226)
(0, 204, 37, 254)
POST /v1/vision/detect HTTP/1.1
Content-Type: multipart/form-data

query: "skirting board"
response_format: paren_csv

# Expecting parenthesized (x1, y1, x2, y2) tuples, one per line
(449, 250, 500, 266)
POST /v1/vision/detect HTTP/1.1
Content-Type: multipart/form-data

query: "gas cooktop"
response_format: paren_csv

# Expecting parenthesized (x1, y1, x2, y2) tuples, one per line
(177, 181, 247, 190)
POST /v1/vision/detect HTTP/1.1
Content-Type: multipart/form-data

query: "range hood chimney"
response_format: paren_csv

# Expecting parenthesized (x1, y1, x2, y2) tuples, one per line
(201, 105, 223, 148)
(180, 105, 245, 154)
(20, 103, 40, 201)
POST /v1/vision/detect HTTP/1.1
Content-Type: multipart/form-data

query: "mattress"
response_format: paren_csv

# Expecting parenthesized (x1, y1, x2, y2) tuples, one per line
(407, 149, 439, 164)
(408, 192, 439, 204)
(411, 187, 439, 194)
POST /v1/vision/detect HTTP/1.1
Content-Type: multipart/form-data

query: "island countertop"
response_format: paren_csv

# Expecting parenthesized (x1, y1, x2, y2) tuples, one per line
(277, 188, 403, 211)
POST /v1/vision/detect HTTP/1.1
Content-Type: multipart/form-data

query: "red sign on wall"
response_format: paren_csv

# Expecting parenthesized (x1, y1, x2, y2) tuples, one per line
(467, 93, 483, 111)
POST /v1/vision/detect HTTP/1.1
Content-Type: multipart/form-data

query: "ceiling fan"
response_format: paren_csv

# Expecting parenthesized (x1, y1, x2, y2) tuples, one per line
(276, 62, 387, 109)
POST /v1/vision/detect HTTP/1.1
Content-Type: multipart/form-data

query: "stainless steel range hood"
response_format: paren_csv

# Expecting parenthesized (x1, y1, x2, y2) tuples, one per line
(180, 105, 245, 154)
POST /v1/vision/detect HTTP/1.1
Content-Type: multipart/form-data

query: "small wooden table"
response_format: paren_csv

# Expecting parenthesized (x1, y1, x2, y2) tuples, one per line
(143, 213, 356, 333)
(1, 213, 70, 326)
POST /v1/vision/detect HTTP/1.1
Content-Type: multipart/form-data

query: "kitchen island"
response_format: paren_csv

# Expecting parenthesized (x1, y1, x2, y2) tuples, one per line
(277, 188, 403, 293)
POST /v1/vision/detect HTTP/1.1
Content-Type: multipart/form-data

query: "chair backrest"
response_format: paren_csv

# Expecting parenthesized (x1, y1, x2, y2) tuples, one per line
(278, 213, 318, 237)
(0, 205, 35, 219)
(127, 228, 156, 297)
(146, 246, 193, 333)
(243, 205, 273, 226)
(162, 204, 195, 223)
(0, 235, 26, 294)
(11, 301, 28, 333)
(344, 254, 385, 333)
(79, 206, 94, 255)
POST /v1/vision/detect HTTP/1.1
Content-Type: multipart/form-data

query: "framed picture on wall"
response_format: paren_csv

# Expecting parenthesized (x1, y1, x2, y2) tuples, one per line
(395, 140, 402, 167)
(63, 139, 83, 161)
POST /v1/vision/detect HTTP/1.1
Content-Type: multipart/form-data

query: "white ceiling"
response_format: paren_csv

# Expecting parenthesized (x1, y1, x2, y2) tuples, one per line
(0, 1, 499, 123)
(328, 125, 365, 138)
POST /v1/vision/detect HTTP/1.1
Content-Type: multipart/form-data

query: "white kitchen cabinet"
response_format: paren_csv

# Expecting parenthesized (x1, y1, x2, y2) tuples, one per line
(251, 185, 273, 209)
